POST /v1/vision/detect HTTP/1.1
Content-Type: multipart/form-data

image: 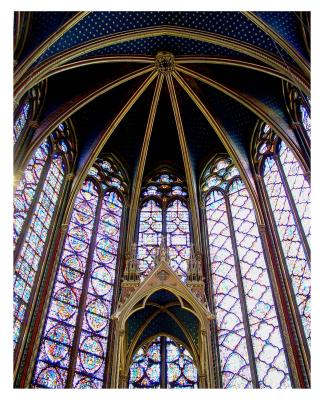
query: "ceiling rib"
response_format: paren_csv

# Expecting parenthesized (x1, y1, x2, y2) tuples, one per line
(175, 64, 308, 172)
(166, 74, 202, 251)
(171, 70, 264, 224)
(14, 25, 308, 103)
(64, 71, 158, 222)
(126, 74, 164, 253)
(176, 56, 302, 87)
(16, 65, 155, 177)
(49, 55, 155, 77)
(242, 11, 310, 77)
(15, 12, 90, 81)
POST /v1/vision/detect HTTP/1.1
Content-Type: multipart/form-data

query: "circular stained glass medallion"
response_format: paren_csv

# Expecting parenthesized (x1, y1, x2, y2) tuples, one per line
(86, 299, 108, 332)
(53, 287, 77, 320)
(45, 338, 69, 363)
(69, 227, 89, 252)
(91, 267, 113, 296)
(75, 376, 98, 389)
(80, 337, 104, 373)
(36, 367, 63, 388)
(74, 201, 95, 225)
(96, 239, 117, 262)
(101, 213, 118, 227)
(61, 255, 83, 284)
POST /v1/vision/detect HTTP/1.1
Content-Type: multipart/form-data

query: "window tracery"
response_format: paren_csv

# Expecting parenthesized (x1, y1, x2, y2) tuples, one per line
(285, 84, 311, 142)
(254, 123, 311, 348)
(14, 83, 45, 145)
(14, 123, 74, 349)
(137, 170, 190, 280)
(32, 156, 127, 388)
(128, 336, 198, 389)
(202, 156, 291, 388)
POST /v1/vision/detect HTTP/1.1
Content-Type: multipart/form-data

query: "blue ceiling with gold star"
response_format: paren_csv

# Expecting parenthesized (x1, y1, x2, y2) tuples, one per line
(27, 11, 299, 66)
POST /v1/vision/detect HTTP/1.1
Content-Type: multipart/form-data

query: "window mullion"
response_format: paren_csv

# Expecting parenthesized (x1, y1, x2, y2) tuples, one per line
(162, 204, 167, 238)
(224, 194, 259, 388)
(65, 192, 104, 388)
(275, 155, 310, 260)
(161, 336, 167, 388)
(14, 153, 52, 264)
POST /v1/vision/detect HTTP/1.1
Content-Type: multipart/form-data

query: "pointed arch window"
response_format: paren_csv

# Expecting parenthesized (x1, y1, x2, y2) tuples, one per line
(201, 156, 291, 389)
(32, 156, 127, 388)
(254, 123, 311, 348)
(285, 84, 311, 142)
(13, 123, 74, 349)
(14, 100, 31, 143)
(299, 101, 311, 139)
(14, 83, 45, 145)
(128, 336, 198, 388)
(137, 171, 191, 280)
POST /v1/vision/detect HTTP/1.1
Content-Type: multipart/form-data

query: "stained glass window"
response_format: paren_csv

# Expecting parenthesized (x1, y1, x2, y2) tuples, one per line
(32, 156, 126, 388)
(14, 142, 48, 248)
(300, 103, 311, 139)
(129, 337, 162, 388)
(255, 123, 311, 348)
(137, 200, 162, 277)
(137, 171, 190, 280)
(279, 141, 311, 243)
(129, 336, 198, 389)
(166, 200, 190, 280)
(286, 86, 311, 142)
(14, 101, 30, 143)
(203, 156, 291, 388)
(166, 337, 198, 388)
(14, 156, 65, 347)
(13, 128, 72, 349)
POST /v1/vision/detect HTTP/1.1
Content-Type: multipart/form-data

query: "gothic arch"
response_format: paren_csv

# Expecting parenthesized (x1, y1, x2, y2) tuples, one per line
(110, 244, 215, 388)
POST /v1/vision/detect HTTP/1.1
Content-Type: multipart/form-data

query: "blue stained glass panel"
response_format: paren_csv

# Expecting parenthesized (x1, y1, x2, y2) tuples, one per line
(14, 102, 30, 143)
(14, 156, 64, 348)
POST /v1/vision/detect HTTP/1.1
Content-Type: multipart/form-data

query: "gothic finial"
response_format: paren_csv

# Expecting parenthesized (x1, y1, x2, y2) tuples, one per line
(123, 242, 140, 282)
(187, 244, 203, 282)
(154, 235, 170, 267)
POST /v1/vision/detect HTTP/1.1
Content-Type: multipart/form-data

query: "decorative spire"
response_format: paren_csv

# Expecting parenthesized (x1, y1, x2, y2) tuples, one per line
(119, 243, 140, 305)
(154, 236, 170, 267)
(186, 244, 207, 305)
(187, 244, 203, 283)
(123, 242, 140, 283)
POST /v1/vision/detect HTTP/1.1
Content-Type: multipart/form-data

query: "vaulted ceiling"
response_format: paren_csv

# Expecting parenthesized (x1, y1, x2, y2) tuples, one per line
(14, 11, 310, 194)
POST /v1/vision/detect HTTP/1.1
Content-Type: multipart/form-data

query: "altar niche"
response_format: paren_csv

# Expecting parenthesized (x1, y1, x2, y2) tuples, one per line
(110, 241, 215, 388)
